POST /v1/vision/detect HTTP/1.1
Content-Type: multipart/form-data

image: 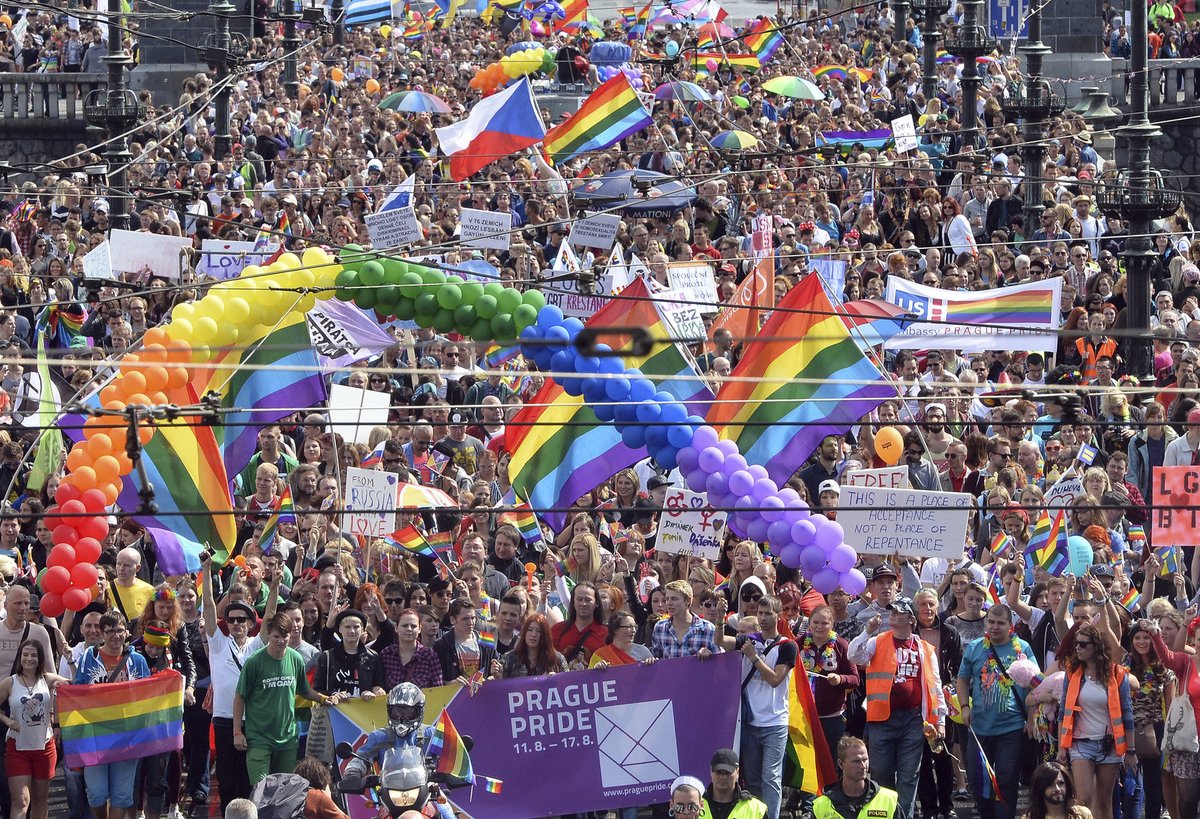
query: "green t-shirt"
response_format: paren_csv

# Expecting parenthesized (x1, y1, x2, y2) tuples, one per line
(236, 646, 311, 748)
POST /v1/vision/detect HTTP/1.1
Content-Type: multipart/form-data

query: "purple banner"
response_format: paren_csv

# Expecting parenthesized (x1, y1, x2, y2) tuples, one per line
(446, 653, 741, 817)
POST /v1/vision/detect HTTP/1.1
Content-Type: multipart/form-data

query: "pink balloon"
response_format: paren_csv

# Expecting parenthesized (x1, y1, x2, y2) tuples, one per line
(706, 58, 718, 72)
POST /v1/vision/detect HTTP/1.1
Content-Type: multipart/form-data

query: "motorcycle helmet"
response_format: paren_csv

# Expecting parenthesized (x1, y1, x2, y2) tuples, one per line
(386, 683, 425, 738)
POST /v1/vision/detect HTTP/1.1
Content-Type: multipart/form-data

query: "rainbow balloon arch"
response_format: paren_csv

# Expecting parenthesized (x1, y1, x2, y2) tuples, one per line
(36, 246, 867, 616)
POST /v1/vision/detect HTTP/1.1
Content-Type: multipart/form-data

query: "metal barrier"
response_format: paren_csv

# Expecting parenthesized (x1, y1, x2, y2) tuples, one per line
(0, 73, 107, 121)
(1109, 58, 1200, 107)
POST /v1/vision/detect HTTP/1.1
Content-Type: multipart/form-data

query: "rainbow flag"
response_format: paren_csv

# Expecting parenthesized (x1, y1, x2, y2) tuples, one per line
(258, 485, 295, 554)
(508, 277, 713, 531)
(989, 531, 1012, 557)
(1127, 524, 1147, 550)
(480, 776, 503, 794)
(744, 17, 784, 65)
(426, 530, 454, 555)
(970, 727, 1003, 801)
(556, 0, 587, 29)
(484, 343, 520, 368)
(478, 623, 496, 649)
(813, 64, 848, 81)
(628, 0, 653, 39)
(706, 274, 893, 487)
(59, 671, 184, 768)
(430, 709, 474, 784)
(941, 285, 1059, 325)
(543, 74, 652, 165)
(498, 502, 543, 547)
(690, 51, 760, 72)
(1026, 510, 1068, 576)
(386, 525, 436, 559)
(276, 210, 292, 237)
(985, 564, 1004, 607)
(787, 664, 836, 794)
(1120, 588, 1141, 612)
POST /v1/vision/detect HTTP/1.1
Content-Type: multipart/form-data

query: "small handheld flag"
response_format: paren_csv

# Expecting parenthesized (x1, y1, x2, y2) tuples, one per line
(1077, 443, 1099, 467)
(429, 709, 474, 784)
(989, 531, 1012, 557)
(258, 485, 295, 554)
(499, 502, 544, 547)
(1120, 588, 1141, 613)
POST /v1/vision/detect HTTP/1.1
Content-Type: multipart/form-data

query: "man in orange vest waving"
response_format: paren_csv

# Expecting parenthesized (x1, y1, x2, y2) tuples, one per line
(847, 597, 946, 819)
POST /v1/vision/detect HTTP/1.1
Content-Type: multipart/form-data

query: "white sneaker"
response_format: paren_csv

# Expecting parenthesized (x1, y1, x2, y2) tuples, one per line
(166, 808, 181, 819)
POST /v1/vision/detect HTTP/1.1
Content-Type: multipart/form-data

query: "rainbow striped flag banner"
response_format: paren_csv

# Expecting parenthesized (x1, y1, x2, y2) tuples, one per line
(690, 51, 761, 72)
(989, 531, 1012, 557)
(883, 277, 1063, 353)
(542, 73, 652, 165)
(1026, 510, 1069, 576)
(479, 776, 503, 794)
(499, 502, 544, 547)
(478, 623, 497, 649)
(59, 671, 184, 768)
(385, 525, 436, 559)
(258, 485, 295, 554)
(786, 664, 835, 794)
(743, 16, 784, 65)
(1120, 588, 1141, 612)
(430, 709, 474, 784)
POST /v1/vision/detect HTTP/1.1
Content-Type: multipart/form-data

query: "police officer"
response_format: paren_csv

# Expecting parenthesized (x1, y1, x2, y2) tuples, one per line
(699, 749, 767, 819)
(813, 736, 899, 819)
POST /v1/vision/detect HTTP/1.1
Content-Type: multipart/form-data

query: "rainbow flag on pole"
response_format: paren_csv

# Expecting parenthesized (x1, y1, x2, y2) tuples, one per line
(556, 0, 587, 29)
(989, 531, 1012, 557)
(59, 671, 184, 768)
(429, 709, 474, 784)
(385, 525, 436, 559)
(743, 17, 784, 65)
(499, 502, 543, 547)
(1026, 510, 1069, 576)
(787, 665, 835, 794)
(258, 485, 295, 554)
(690, 51, 761, 72)
(1120, 588, 1141, 612)
(543, 74, 652, 165)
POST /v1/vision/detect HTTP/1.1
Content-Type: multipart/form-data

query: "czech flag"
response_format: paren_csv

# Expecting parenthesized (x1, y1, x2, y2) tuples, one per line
(434, 77, 545, 181)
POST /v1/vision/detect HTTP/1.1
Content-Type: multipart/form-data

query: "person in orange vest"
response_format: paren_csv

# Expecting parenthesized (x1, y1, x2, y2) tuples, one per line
(847, 598, 946, 819)
(1055, 623, 1135, 819)
(1073, 312, 1119, 383)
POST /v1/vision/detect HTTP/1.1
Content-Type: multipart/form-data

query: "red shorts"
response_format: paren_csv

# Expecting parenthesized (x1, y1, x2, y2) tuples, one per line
(6, 737, 57, 779)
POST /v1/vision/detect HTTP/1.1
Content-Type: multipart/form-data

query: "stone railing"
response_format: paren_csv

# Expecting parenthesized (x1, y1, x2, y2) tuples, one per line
(0, 73, 107, 123)
(1108, 58, 1200, 108)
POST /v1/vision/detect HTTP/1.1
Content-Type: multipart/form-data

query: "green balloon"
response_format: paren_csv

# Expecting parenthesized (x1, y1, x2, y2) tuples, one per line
(454, 303, 477, 331)
(445, 274, 464, 287)
(476, 294, 499, 320)
(496, 288, 522, 316)
(381, 258, 406, 285)
(376, 285, 402, 315)
(483, 282, 505, 299)
(414, 310, 435, 329)
(421, 268, 447, 287)
(470, 317, 494, 341)
(399, 271, 423, 296)
(460, 281, 484, 305)
(437, 285, 463, 311)
(339, 244, 366, 274)
(432, 310, 456, 334)
(490, 313, 517, 343)
(359, 260, 386, 287)
(415, 293, 441, 316)
(522, 289, 546, 311)
(514, 302, 538, 331)
(393, 299, 417, 321)
(355, 288, 378, 310)
(334, 269, 358, 303)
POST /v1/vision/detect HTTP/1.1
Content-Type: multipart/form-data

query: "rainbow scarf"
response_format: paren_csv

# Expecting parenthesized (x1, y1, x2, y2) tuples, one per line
(36, 301, 88, 350)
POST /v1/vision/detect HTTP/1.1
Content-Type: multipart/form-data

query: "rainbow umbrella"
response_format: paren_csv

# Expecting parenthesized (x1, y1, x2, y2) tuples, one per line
(378, 91, 407, 108)
(698, 20, 736, 40)
(380, 90, 452, 113)
(814, 65, 848, 82)
(710, 129, 758, 150)
(936, 50, 956, 64)
(397, 483, 457, 509)
(653, 80, 711, 102)
(976, 55, 998, 64)
(762, 75, 825, 101)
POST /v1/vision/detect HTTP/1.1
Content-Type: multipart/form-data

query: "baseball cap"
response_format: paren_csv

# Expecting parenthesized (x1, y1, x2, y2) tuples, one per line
(448, 410, 469, 425)
(887, 598, 916, 616)
(367, 158, 383, 172)
(647, 475, 674, 491)
(1090, 563, 1114, 578)
(872, 562, 899, 581)
(1187, 408, 1200, 426)
(818, 479, 841, 496)
(711, 748, 739, 773)
(282, 193, 298, 206)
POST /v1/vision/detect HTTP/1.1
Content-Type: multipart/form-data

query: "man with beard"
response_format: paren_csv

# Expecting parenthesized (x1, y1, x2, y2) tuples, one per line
(920, 403, 959, 467)
(1020, 762, 1092, 819)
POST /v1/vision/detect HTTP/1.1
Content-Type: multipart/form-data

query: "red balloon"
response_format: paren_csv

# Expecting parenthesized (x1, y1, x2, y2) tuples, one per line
(54, 483, 81, 506)
(79, 489, 108, 515)
(73, 537, 102, 564)
(63, 586, 93, 612)
(51, 525, 79, 546)
(41, 566, 71, 595)
(47, 544, 76, 569)
(43, 505, 62, 531)
(70, 563, 99, 590)
(60, 499, 86, 519)
(39, 592, 64, 618)
(77, 516, 109, 542)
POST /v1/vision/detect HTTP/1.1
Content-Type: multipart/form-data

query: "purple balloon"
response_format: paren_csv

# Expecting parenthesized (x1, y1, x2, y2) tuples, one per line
(718, 454, 748, 477)
(799, 545, 827, 576)
(728, 515, 748, 538)
(780, 509, 803, 530)
(814, 522, 842, 554)
(746, 464, 769, 483)
(746, 518, 770, 544)
(779, 543, 803, 569)
(676, 446, 700, 475)
(697, 446, 725, 474)
(716, 439, 739, 457)
(824, 520, 845, 544)
(761, 495, 785, 522)
(777, 487, 801, 508)
(828, 543, 857, 574)
(751, 479, 777, 503)
(767, 519, 791, 546)
(685, 469, 708, 493)
(727, 470, 754, 498)
(706, 472, 730, 498)
(792, 519, 817, 547)
(811, 567, 842, 595)
(840, 568, 868, 596)
(692, 426, 719, 451)
(733, 510, 756, 533)
(734, 494, 756, 512)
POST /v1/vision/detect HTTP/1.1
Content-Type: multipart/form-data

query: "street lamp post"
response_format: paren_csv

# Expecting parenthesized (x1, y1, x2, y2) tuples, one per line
(84, 0, 140, 232)
(943, 0, 995, 151)
(911, 0, 950, 104)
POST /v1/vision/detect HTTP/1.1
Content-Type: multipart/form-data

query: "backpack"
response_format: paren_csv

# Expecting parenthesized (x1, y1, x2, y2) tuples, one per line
(249, 773, 309, 819)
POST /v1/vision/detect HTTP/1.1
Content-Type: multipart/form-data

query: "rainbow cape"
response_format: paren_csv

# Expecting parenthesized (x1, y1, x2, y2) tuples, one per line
(543, 73, 652, 165)
(60, 670, 184, 768)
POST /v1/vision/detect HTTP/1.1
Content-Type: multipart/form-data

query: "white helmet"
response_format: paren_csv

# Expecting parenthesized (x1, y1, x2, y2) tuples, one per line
(386, 683, 425, 738)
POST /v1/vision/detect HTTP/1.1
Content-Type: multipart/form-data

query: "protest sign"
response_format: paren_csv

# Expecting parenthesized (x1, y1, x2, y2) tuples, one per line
(306, 299, 397, 370)
(812, 259, 847, 303)
(838, 486, 973, 559)
(1044, 475, 1083, 511)
(545, 271, 607, 320)
(655, 487, 727, 559)
(655, 291, 706, 343)
(460, 207, 512, 250)
(327, 384, 391, 445)
(80, 241, 113, 281)
(1152, 466, 1200, 547)
(108, 229, 192, 280)
(364, 207, 423, 248)
(884, 276, 1062, 352)
(845, 466, 909, 489)
(196, 239, 281, 280)
(569, 212, 621, 250)
(667, 262, 720, 314)
(343, 467, 397, 538)
(891, 114, 918, 152)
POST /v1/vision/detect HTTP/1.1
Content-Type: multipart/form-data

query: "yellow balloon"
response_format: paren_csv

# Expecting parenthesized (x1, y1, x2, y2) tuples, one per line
(301, 246, 330, 268)
(223, 297, 251, 325)
(211, 321, 238, 350)
(291, 267, 316, 291)
(379, 24, 392, 37)
(240, 264, 263, 281)
(295, 292, 318, 314)
(259, 281, 286, 313)
(192, 316, 220, 346)
(171, 302, 196, 324)
(278, 252, 303, 270)
(169, 318, 194, 343)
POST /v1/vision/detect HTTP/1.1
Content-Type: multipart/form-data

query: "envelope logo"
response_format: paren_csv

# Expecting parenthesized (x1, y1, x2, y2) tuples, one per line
(594, 699, 680, 787)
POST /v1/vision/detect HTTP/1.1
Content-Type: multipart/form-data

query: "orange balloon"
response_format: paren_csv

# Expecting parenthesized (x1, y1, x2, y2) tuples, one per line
(365, 78, 380, 94)
(114, 451, 134, 475)
(331, 67, 344, 83)
(125, 393, 152, 407)
(117, 353, 141, 375)
(106, 427, 129, 453)
(143, 327, 169, 348)
(81, 416, 107, 441)
(149, 392, 169, 406)
(166, 367, 189, 391)
(85, 434, 114, 460)
(143, 366, 169, 394)
(138, 426, 154, 446)
(166, 339, 192, 365)
(92, 455, 120, 485)
(118, 371, 148, 397)
(874, 426, 904, 466)
(66, 445, 90, 473)
(71, 466, 98, 492)
(102, 483, 120, 505)
(100, 384, 122, 405)
(103, 399, 127, 412)
(140, 344, 168, 366)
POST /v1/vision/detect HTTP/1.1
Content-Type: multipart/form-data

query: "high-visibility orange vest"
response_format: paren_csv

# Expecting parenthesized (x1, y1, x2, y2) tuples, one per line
(1060, 666, 1130, 756)
(1076, 336, 1118, 383)
(864, 634, 942, 725)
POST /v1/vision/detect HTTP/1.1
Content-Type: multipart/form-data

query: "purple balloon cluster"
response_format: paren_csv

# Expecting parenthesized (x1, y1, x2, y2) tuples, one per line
(596, 64, 645, 89)
(518, 305, 864, 596)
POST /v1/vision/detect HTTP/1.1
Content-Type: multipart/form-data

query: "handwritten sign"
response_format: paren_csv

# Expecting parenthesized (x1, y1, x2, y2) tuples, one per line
(1152, 466, 1200, 547)
(653, 290, 705, 344)
(891, 114, 918, 153)
(327, 383, 391, 445)
(845, 466, 909, 489)
(838, 486, 973, 559)
(80, 240, 113, 281)
(1044, 475, 1083, 511)
(667, 262, 719, 314)
(365, 207, 423, 248)
(108, 229, 192, 280)
(655, 488, 726, 560)
(197, 239, 281, 280)
(343, 467, 397, 538)
(568, 212, 621, 250)
(460, 208, 512, 251)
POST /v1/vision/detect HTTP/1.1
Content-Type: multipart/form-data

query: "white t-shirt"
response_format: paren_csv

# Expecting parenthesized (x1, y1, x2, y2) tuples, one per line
(742, 636, 798, 729)
(208, 628, 263, 719)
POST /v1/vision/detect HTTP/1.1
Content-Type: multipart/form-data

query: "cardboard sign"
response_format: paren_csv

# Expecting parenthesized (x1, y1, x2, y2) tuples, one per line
(460, 208, 512, 250)
(365, 207, 423, 248)
(845, 466, 909, 489)
(654, 488, 726, 560)
(891, 114, 918, 153)
(654, 290, 706, 343)
(569, 212, 621, 250)
(108, 229, 192, 280)
(343, 467, 397, 538)
(812, 259, 847, 302)
(838, 486, 973, 559)
(1152, 466, 1200, 547)
(80, 241, 113, 281)
(666, 262, 719, 314)
(327, 383, 391, 445)
(196, 239, 281, 280)
(1044, 475, 1083, 511)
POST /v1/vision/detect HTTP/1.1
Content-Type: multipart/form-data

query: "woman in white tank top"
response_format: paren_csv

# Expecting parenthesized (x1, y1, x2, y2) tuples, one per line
(0, 638, 70, 819)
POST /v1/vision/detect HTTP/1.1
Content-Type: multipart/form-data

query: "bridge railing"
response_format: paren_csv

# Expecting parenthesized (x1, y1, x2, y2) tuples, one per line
(0, 73, 107, 122)
(1108, 58, 1200, 108)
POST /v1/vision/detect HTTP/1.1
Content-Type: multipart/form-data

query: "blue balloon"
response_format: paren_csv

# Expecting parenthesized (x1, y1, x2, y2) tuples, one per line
(615, 403, 640, 426)
(594, 401, 616, 422)
(629, 379, 656, 403)
(660, 402, 687, 425)
(665, 39, 680, 57)
(635, 401, 662, 424)
(605, 376, 631, 402)
(506, 40, 541, 55)
(560, 376, 583, 396)
(575, 355, 601, 374)
(645, 424, 669, 449)
(653, 390, 675, 405)
(582, 377, 606, 404)
(656, 448, 678, 471)
(589, 41, 633, 66)
(621, 424, 647, 449)
(562, 317, 585, 340)
(550, 349, 575, 375)
(598, 356, 624, 375)
(536, 305, 564, 330)
(544, 325, 570, 354)
(666, 423, 693, 450)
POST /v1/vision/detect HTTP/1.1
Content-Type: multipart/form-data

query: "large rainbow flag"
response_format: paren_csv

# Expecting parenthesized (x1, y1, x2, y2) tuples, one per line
(543, 73, 652, 165)
(743, 17, 784, 65)
(59, 671, 184, 768)
(556, 0, 588, 29)
(787, 665, 836, 794)
(707, 275, 894, 486)
(691, 51, 760, 72)
(507, 278, 713, 530)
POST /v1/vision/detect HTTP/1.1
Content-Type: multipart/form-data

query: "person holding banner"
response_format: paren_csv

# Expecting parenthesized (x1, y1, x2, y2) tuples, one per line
(0, 639, 68, 819)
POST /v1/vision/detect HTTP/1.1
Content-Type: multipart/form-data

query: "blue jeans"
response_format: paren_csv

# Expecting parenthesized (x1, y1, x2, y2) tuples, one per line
(85, 759, 141, 809)
(868, 707, 924, 819)
(740, 722, 788, 819)
(66, 767, 88, 819)
(968, 729, 1025, 819)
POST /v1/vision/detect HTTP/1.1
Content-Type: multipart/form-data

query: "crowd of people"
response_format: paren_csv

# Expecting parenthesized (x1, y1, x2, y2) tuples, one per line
(0, 1, 1195, 819)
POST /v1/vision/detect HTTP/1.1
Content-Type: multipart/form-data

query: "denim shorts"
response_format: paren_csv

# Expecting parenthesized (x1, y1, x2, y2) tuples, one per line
(1068, 736, 1122, 765)
(84, 759, 140, 808)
